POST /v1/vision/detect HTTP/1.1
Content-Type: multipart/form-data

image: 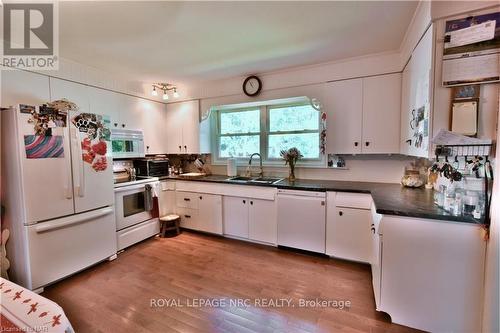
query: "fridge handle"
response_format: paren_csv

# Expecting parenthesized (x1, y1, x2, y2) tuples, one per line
(73, 128, 85, 197)
(34, 207, 114, 233)
(64, 128, 73, 200)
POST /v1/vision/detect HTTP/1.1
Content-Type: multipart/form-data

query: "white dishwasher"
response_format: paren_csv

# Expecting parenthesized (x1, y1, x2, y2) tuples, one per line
(277, 189, 326, 253)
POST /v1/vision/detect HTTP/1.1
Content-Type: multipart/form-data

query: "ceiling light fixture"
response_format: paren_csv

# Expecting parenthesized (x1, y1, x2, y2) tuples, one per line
(151, 83, 179, 100)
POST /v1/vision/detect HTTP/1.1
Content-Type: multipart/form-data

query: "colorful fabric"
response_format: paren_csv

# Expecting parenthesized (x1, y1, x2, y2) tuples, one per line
(24, 135, 64, 159)
(0, 278, 74, 333)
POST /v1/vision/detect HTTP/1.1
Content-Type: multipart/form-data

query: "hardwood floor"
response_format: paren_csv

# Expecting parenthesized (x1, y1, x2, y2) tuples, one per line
(42, 231, 422, 333)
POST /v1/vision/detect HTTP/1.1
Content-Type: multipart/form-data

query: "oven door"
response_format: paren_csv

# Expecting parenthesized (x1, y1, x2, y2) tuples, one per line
(114, 183, 154, 231)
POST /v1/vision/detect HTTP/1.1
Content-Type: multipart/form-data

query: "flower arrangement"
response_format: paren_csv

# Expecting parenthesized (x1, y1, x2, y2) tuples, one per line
(280, 147, 303, 181)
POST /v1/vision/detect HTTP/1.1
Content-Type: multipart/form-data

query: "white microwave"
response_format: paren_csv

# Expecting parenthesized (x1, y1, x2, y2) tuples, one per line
(111, 129, 145, 158)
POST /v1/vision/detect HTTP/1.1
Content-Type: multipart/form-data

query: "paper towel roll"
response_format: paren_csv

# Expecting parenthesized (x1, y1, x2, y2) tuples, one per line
(227, 158, 237, 176)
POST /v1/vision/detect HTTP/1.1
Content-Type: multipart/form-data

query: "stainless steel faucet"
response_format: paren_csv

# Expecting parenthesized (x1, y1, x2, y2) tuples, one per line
(245, 153, 263, 178)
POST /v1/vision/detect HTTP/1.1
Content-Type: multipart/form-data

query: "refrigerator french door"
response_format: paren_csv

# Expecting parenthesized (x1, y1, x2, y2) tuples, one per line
(15, 108, 114, 223)
(15, 107, 75, 224)
(70, 115, 114, 213)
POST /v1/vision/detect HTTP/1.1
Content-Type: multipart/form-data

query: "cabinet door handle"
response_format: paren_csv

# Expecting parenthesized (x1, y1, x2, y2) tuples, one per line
(199, 196, 202, 200)
(321, 201, 325, 206)
(371, 227, 376, 234)
(146, 145, 150, 152)
(184, 215, 191, 218)
(354, 142, 359, 147)
(243, 200, 246, 204)
(365, 141, 370, 147)
(184, 145, 187, 152)
(183, 198, 190, 201)
(339, 211, 343, 216)
(114, 123, 118, 127)
(121, 124, 125, 128)
(250, 201, 253, 205)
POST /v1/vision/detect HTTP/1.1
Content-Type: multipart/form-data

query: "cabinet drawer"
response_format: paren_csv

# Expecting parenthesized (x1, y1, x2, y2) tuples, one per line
(177, 207, 198, 229)
(335, 192, 372, 209)
(176, 191, 199, 209)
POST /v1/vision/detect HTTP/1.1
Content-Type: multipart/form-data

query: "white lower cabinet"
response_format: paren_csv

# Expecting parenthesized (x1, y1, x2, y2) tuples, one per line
(248, 199, 276, 244)
(223, 196, 277, 245)
(175, 190, 222, 235)
(378, 215, 486, 333)
(326, 192, 373, 263)
(198, 193, 223, 235)
(223, 196, 249, 238)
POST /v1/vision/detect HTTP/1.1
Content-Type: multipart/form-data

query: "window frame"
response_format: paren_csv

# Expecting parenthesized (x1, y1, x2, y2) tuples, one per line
(264, 101, 322, 162)
(214, 106, 263, 160)
(211, 100, 325, 167)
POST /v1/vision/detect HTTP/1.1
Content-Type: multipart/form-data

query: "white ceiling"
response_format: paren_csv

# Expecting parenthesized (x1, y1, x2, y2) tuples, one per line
(59, 1, 418, 85)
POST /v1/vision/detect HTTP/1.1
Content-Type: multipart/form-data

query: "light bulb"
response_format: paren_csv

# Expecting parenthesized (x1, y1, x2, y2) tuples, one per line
(173, 89, 179, 98)
(151, 86, 158, 96)
(162, 91, 169, 100)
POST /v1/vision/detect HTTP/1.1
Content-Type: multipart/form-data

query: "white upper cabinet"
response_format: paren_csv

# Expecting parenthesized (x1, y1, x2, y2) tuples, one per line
(2, 69, 50, 107)
(400, 26, 433, 157)
(50, 78, 90, 113)
(324, 73, 401, 154)
(88, 86, 119, 125)
(117, 94, 143, 130)
(139, 100, 168, 155)
(165, 100, 200, 154)
(101, 92, 168, 155)
(324, 79, 363, 154)
(362, 73, 401, 153)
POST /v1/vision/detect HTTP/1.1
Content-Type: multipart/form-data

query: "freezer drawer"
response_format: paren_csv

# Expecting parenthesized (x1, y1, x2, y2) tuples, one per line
(27, 207, 117, 290)
(116, 218, 160, 251)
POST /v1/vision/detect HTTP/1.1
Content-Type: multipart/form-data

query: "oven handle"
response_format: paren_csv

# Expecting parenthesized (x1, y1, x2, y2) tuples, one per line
(35, 207, 114, 233)
(144, 184, 153, 211)
(114, 182, 158, 193)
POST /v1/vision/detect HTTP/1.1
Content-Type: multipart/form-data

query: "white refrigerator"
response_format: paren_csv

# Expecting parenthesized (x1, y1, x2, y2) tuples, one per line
(1, 105, 117, 292)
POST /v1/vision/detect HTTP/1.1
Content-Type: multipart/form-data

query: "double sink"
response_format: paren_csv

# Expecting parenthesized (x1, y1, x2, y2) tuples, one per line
(226, 176, 283, 185)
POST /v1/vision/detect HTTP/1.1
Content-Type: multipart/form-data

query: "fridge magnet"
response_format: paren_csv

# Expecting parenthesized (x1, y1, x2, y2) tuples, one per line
(46, 99, 79, 113)
(19, 104, 36, 114)
(27, 105, 68, 136)
(74, 113, 110, 172)
(24, 135, 64, 159)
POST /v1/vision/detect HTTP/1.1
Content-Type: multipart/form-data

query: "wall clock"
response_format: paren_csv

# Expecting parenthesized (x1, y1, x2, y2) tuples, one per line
(243, 76, 262, 97)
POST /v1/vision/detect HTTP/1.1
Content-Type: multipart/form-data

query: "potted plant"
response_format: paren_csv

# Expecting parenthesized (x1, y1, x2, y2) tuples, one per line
(280, 147, 303, 182)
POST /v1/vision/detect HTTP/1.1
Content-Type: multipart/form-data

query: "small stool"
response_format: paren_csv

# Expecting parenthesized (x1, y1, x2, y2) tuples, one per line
(159, 214, 181, 237)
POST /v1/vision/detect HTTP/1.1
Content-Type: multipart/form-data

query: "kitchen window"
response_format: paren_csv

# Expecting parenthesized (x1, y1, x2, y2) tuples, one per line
(213, 99, 322, 165)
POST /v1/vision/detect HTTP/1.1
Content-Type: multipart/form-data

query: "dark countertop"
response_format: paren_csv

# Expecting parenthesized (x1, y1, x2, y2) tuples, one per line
(164, 175, 485, 225)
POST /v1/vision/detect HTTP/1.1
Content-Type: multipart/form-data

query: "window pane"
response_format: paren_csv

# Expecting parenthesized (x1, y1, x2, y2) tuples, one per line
(268, 133, 319, 159)
(220, 109, 260, 134)
(220, 135, 260, 158)
(269, 104, 319, 132)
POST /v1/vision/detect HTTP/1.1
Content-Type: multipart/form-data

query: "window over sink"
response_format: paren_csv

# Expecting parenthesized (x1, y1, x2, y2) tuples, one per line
(212, 97, 323, 165)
